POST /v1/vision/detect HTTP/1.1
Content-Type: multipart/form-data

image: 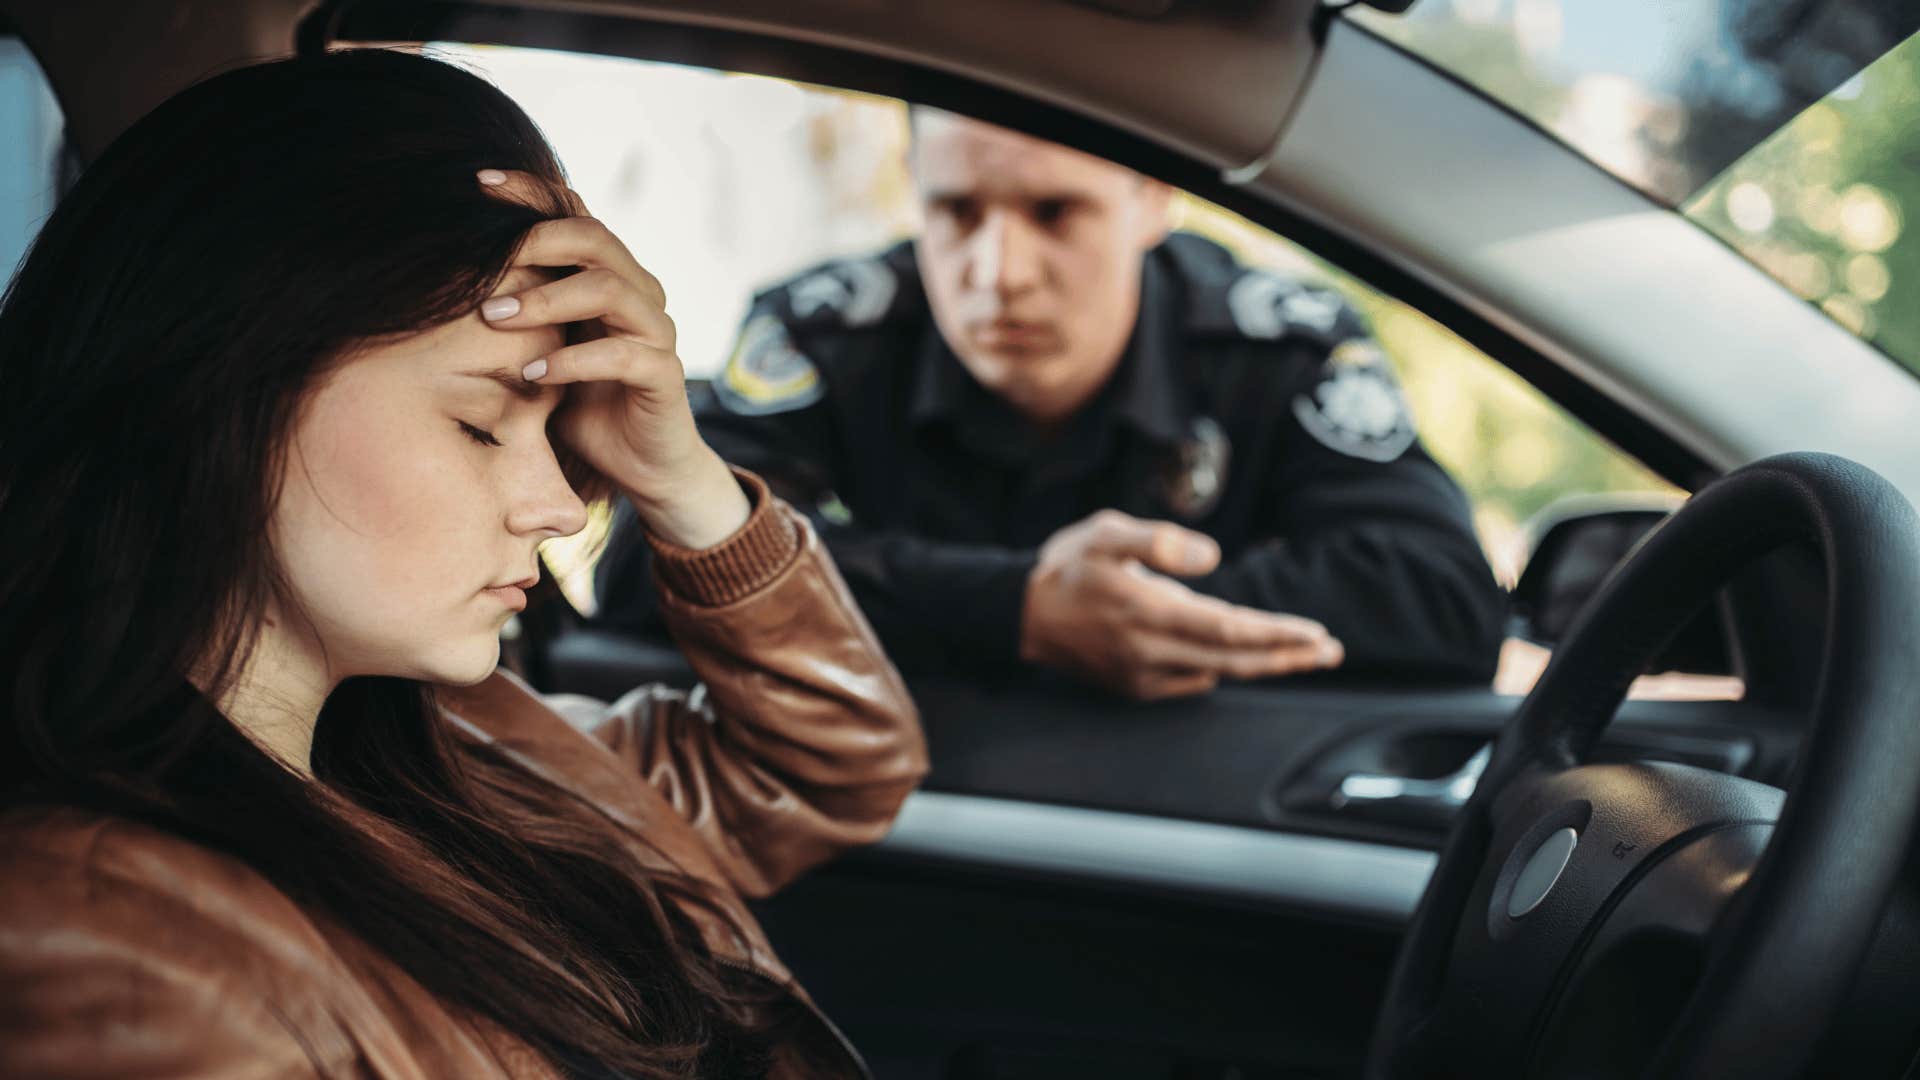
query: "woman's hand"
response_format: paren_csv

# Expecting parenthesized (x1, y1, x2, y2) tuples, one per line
(475, 169, 749, 549)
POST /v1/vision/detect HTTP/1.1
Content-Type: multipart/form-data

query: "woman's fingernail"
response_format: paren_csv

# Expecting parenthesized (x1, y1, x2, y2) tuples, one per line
(522, 358, 548, 381)
(478, 169, 507, 186)
(481, 296, 519, 321)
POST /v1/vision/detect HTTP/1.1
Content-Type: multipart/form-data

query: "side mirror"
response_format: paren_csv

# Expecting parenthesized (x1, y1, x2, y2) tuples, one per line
(1511, 495, 1735, 677)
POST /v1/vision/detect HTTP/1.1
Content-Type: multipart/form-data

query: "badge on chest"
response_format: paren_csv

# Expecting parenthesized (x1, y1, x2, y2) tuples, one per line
(1158, 416, 1232, 520)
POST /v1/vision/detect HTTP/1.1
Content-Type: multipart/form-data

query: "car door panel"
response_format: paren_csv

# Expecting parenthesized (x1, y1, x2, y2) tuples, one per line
(753, 854, 1403, 1079)
(538, 627, 1802, 1076)
(544, 629, 1799, 847)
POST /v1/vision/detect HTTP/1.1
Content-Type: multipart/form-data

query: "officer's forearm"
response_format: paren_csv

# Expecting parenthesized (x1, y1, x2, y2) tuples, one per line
(1194, 526, 1507, 683)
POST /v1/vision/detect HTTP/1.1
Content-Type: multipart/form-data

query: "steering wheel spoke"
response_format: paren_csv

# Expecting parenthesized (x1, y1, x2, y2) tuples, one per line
(1413, 762, 1784, 1074)
(1532, 819, 1773, 1072)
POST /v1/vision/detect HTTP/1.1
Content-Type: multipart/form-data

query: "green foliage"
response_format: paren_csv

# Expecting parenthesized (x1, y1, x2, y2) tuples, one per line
(1686, 33, 1920, 374)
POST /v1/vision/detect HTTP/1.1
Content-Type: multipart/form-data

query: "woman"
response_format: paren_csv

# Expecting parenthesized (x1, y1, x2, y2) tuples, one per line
(0, 48, 926, 1078)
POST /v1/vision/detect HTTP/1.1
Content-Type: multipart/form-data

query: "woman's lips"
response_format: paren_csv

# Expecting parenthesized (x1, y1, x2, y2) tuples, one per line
(483, 584, 528, 612)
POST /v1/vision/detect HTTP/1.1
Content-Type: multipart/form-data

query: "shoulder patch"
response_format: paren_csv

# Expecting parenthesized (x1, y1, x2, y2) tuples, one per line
(785, 257, 899, 328)
(1291, 341, 1418, 462)
(1224, 270, 1359, 343)
(713, 315, 824, 416)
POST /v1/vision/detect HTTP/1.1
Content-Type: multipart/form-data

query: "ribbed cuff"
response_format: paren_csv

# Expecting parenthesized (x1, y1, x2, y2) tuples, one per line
(645, 467, 802, 607)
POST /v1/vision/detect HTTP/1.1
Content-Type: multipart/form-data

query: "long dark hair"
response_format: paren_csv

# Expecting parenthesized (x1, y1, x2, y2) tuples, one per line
(0, 49, 788, 1077)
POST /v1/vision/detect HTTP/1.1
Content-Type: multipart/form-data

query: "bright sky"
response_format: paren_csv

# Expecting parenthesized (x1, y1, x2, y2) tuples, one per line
(431, 43, 913, 379)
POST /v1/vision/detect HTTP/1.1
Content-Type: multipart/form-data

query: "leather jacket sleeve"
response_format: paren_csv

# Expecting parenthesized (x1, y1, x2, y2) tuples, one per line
(583, 467, 928, 898)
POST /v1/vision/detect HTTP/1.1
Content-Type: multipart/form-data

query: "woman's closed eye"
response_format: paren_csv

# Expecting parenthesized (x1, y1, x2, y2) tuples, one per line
(458, 420, 503, 448)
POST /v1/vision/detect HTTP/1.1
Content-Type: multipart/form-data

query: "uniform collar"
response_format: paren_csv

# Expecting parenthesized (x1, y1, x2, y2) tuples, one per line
(907, 247, 1191, 454)
(907, 329, 1055, 466)
(907, 322, 978, 430)
(1111, 246, 1191, 448)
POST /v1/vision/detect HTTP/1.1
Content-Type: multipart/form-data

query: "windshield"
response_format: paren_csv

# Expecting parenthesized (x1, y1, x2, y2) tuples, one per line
(1349, 0, 1920, 204)
(1686, 29, 1920, 374)
(1349, 1, 1920, 378)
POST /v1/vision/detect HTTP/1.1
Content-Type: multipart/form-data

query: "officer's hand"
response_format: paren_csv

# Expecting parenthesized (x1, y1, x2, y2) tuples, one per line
(477, 168, 748, 549)
(1019, 510, 1344, 700)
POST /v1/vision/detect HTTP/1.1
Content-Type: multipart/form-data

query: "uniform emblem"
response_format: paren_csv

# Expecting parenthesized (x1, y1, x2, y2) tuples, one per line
(1226, 271, 1348, 339)
(788, 258, 898, 327)
(1159, 416, 1232, 520)
(713, 315, 824, 416)
(1278, 289, 1347, 334)
(1292, 344, 1417, 462)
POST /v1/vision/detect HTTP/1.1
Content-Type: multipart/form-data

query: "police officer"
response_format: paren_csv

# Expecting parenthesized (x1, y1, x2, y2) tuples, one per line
(595, 110, 1506, 699)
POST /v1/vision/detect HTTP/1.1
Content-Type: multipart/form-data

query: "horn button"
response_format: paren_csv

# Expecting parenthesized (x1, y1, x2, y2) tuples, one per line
(1420, 760, 1784, 1068)
(1506, 826, 1579, 918)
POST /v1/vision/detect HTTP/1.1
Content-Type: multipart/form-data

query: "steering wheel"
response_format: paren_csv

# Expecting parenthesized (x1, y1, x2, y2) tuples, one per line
(1365, 452, 1920, 1078)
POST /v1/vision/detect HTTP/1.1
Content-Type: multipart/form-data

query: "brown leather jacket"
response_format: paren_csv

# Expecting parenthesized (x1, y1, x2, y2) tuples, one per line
(0, 472, 928, 1079)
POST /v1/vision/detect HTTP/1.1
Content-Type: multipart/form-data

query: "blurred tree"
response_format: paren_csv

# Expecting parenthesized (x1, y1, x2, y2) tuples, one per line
(1688, 31, 1920, 374)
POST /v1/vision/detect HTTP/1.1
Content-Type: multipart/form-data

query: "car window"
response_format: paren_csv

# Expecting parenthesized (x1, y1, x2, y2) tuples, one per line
(0, 36, 62, 288)
(430, 43, 1720, 692)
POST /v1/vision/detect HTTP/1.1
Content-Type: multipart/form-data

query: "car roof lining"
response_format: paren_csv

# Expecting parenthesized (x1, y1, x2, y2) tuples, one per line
(8, 0, 1318, 166)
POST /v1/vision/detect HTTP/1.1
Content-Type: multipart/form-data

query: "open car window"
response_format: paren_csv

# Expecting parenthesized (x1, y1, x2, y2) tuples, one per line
(428, 43, 1712, 689)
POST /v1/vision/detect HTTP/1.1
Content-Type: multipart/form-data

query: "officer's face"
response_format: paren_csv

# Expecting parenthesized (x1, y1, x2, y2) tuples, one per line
(911, 112, 1172, 428)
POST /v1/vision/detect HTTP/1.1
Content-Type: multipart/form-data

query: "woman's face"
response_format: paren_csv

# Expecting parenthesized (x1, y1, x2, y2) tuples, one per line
(270, 268, 589, 687)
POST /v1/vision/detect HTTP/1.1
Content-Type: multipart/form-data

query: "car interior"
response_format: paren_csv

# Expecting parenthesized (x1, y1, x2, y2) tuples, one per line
(5, 1, 1920, 1077)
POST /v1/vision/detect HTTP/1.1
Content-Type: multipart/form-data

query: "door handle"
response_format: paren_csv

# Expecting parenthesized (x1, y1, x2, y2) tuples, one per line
(1330, 742, 1491, 812)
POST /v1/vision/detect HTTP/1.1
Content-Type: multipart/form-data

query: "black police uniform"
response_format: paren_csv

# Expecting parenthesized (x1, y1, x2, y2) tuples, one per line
(595, 232, 1507, 682)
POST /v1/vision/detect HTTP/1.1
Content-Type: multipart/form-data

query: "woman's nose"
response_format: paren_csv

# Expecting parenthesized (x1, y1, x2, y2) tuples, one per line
(507, 454, 589, 540)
